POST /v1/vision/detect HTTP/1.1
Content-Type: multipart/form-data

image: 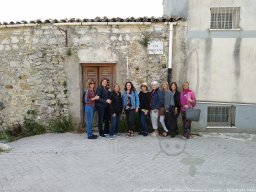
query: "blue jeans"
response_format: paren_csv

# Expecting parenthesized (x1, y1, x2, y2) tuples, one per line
(110, 113, 120, 136)
(85, 106, 94, 137)
(139, 111, 148, 133)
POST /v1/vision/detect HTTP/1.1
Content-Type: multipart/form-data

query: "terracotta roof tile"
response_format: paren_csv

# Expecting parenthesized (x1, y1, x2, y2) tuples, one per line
(2, 16, 183, 26)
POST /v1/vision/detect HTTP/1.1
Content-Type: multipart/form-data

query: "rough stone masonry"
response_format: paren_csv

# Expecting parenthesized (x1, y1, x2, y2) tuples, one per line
(0, 21, 173, 130)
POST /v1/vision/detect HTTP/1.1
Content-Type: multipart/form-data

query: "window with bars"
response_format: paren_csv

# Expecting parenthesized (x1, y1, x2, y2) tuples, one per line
(207, 106, 236, 127)
(210, 7, 240, 29)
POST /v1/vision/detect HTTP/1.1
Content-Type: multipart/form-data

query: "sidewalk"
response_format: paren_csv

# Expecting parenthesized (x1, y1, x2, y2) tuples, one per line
(0, 132, 256, 192)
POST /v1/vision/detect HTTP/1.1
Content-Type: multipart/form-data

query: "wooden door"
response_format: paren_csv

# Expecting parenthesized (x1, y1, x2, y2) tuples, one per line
(81, 64, 115, 128)
(82, 66, 99, 90)
(99, 66, 114, 89)
(82, 65, 114, 90)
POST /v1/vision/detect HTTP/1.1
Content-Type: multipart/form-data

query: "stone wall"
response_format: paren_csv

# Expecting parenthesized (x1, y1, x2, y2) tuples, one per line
(0, 22, 172, 130)
(0, 25, 69, 130)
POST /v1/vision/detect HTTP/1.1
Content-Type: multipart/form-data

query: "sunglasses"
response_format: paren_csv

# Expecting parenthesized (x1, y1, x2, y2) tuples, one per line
(90, 82, 95, 84)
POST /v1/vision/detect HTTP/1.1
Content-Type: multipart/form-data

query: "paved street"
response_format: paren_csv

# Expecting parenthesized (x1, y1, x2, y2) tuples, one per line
(0, 132, 256, 192)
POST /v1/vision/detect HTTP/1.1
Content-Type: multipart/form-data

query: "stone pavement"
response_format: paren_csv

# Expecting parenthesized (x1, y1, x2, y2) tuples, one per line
(0, 132, 256, 192)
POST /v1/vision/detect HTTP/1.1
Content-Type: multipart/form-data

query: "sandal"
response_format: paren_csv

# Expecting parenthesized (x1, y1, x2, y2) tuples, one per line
(162, 132, 168, 137)
(151, 130, 158, 137)
(126, 130, 134, 137)
(126, 131, 131, 137)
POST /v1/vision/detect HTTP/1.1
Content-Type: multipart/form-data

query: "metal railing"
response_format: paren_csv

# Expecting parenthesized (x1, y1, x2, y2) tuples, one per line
(210, 7, 240, 29)
(207, 105, 236, 127)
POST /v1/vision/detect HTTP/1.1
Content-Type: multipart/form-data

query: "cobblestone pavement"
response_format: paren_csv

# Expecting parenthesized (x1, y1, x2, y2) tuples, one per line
(0, 132, 256, 192)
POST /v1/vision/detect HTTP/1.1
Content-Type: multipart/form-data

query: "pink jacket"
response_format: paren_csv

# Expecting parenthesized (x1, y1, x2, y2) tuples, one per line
(180, 89, 196, 112)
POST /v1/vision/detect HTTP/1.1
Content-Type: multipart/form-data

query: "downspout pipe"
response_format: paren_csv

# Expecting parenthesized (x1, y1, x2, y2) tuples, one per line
(167, 22, 176, 83)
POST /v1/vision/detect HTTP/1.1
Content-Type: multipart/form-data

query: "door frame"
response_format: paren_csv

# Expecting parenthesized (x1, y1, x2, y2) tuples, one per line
(81, 63, 117, 89)
(80, 63, 117, 127)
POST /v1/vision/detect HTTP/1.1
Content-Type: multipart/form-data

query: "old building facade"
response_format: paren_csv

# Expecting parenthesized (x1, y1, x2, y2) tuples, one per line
(1, 0, 255, 133)
(164, 0, 256, 132)
(0, 18, 179, 130)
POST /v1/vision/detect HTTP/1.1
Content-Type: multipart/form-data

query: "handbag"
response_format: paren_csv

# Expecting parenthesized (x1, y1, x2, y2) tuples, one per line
(185, 108, 201, 122)
(158, 107, 165, 115)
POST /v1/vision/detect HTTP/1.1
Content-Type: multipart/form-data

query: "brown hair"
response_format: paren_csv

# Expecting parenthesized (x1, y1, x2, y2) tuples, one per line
(124, 81, 136, 93)
(113, 83, 120, 92)
(170, 82, 178, 92)
(87, 79, 96, 89)
(140, 83, 148, 91)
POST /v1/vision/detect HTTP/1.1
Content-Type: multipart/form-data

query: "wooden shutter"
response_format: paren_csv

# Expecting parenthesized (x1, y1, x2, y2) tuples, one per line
(82, 66, 98, 89)
(99, 66, 113, 89)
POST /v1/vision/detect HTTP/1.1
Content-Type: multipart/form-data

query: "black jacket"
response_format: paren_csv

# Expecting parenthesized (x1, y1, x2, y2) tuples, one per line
(109, 91, 122, 114)
(173, 91, 181, 111)
(95, 86, 110, 109)
(139, 91, 151, 111)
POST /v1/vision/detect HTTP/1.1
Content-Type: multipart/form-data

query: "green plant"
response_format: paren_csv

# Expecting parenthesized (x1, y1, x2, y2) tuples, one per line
(26, 109, 37, 116)
(139, 33, 151, 47)
(23, 118, 46, 136)
(49, 116, 73, 133)
(66, 48, 72, 56)
(0, 131, 15, 142)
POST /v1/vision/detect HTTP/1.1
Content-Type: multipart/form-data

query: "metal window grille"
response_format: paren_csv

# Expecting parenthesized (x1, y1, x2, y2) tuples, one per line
(207, 106, 236, 127)
(210, 7, 240, 29)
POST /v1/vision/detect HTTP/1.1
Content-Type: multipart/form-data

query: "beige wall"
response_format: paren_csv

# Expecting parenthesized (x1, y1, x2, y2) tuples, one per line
(169, 0, 256, 104)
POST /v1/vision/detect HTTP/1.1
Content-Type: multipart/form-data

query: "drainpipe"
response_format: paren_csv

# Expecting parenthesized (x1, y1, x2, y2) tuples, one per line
(167, 22, 176, 83)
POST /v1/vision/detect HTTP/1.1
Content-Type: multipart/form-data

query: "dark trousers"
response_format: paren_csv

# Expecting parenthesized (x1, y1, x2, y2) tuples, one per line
(181, 111, 192, 135)
(103, 108, 110, 134)
(173, 111, 180, 134)
(97, 107, 105, 136)
(139, 111, 149, 133)
(165, 109, 180, 136)
(125, 109, 135, 132)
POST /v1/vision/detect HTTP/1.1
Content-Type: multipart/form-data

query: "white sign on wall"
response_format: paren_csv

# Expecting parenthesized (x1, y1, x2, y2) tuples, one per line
(147, 41, 163, 54)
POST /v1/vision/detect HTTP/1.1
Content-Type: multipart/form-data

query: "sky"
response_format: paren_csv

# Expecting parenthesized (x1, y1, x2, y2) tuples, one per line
(0, 0, 163, 23)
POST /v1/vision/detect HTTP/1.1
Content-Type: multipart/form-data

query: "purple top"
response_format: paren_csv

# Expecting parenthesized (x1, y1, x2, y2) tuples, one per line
(85, 89, 96, 107)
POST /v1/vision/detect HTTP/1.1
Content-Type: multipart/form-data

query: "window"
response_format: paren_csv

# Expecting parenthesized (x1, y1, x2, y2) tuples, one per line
(210, 7, 240, 29)
(207, 106, 236, 127)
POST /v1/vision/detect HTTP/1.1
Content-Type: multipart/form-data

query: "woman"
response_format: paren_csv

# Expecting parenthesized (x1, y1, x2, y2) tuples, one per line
(180, 81, 196, 139)
(122, 81, 140, 137)
(138, 82, 151, 136)
(109, 84, 122, 139)
(103, 84, 112, 135)
(162, 81, 174, 137)
(150, 81, 166, 136)
(170, 82, 181, 137)
(84, 80, 99, 139)
(95, 78, 112, 137)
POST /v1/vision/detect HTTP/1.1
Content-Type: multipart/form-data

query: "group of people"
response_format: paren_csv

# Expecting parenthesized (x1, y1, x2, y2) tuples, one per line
(83, 78, 196, 140)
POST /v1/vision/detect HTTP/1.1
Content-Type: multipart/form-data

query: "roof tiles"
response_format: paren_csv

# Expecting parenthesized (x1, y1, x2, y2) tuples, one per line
(0, 16, 183, 26)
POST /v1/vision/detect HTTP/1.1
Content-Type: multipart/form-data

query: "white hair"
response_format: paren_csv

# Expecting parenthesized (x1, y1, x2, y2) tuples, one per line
(151, 81, 159, 87)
